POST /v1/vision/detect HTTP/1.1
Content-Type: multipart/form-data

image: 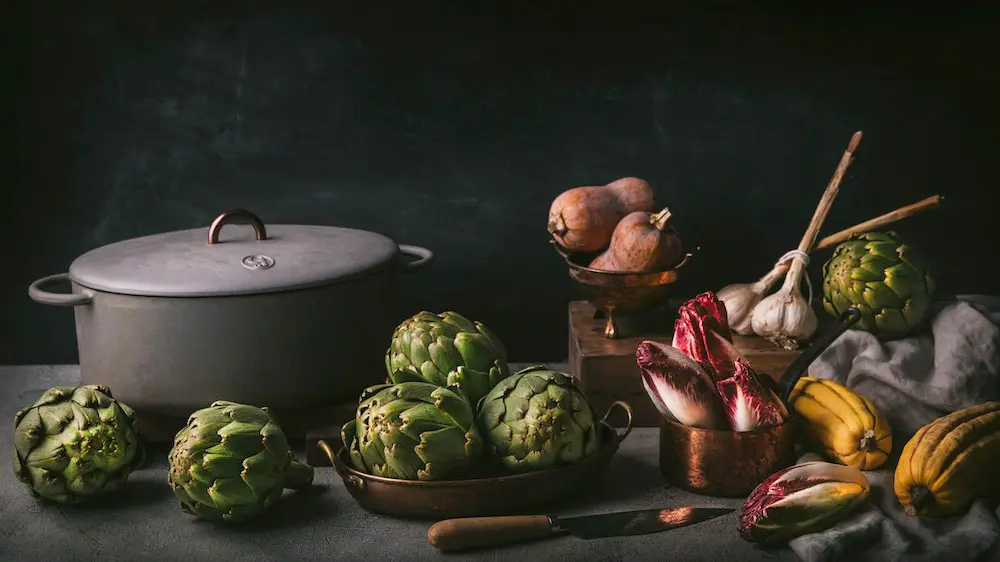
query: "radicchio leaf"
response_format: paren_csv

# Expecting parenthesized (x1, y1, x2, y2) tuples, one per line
(699, 328, 745, 381)
(715, 359, 789, 432)
(672, 292, 737, 380)
(636, 340, 728, 429)
(739, 461, 871, 544)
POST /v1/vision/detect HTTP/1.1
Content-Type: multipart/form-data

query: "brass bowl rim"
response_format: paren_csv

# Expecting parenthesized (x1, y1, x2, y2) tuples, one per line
(550, 239, 696, 278)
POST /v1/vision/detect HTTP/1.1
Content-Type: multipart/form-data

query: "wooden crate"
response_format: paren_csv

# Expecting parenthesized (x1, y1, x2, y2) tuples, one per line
(568, 301, 802, 427)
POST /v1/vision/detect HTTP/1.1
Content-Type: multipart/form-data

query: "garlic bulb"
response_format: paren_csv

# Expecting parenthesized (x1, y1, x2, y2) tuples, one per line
(717, 266, 787, 335)
(749, 130, 863, 347)
(750, 257, 818, 349)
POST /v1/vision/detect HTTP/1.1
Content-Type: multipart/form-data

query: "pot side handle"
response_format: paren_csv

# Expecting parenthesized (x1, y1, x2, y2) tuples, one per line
(28, 273, 93, 307)
(602, 400, 634, 444)
(398, 245, 434, 272)
(776, 307, 862, 401)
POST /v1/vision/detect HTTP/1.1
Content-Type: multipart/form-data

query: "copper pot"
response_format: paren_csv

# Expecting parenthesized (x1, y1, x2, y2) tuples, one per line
(659, 415, 798, 497)
(658, 308, 862, 496)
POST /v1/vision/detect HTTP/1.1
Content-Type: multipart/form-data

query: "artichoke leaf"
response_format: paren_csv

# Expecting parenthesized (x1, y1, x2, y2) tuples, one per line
(65, 460, 110, 495)
(387, 367, 423, 385)
(446, 366, 493, 407)
(201, 451, 246, 478)
(22, 435, 69, 472)
(454, 333, 500, 373)
(186, 461, 218, 486)
(219, 403, 271, 425)
(208, 476, 258, 513)
(441, 311, 478, 333)
(382, 439, 422, 480)
(901, 295, 930, 326)
(883, 262, 926, 296)
(862, 283, 904, 309)
(414, 426, 479, 465)
(874, 308, 909, 335)
(218, 421, 270, 455)
(407, 336, 434, 371)
(240, 450, 283, 499)
(260, 420, 290, 456)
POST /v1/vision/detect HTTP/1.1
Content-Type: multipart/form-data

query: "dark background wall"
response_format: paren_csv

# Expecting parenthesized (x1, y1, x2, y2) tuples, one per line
(3, 2, 998, 365)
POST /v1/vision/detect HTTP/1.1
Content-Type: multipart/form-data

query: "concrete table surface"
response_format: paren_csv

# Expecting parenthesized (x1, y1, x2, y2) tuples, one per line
(0, 364, 797, 562)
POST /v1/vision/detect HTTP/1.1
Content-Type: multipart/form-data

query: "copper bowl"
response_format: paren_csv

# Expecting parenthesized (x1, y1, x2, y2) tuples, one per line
(317, 401, 634, 519)
(550, 240, 694, 338)
(658, 415, 799, 497)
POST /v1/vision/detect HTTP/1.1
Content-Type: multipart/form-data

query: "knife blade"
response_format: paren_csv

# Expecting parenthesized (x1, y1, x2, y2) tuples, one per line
(427, 507, 734, 552)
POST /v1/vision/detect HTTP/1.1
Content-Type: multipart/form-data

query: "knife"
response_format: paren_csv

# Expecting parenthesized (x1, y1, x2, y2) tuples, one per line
(427, 507, 734, 552)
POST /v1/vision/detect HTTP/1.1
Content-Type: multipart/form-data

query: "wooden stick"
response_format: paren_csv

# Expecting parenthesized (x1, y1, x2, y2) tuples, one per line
(814, 194, 943, 250)
(766, 194, 944, 278)
(795, 131, 863, 254)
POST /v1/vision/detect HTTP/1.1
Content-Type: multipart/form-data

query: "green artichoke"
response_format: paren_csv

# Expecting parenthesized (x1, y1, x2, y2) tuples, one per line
(13, 385, 144, 504)
(385, 310, 510, 407)
(167, 401, 314, 523)
(477, 365, 599, 473)
(821, 231, 936, 340)
(343, 382, 481, 481)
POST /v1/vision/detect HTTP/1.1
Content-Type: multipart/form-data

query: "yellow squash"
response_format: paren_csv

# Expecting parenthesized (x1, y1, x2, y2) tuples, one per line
(894, 401, 1000, 517)
(788, 376, 892, 470)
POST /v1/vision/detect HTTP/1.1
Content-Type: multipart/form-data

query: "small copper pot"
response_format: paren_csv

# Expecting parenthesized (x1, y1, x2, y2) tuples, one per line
(657, 308, 862, 497)
(659, 415, 798, 496)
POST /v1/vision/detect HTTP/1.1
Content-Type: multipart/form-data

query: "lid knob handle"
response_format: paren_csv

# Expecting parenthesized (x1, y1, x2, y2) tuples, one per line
(208, 209, 268, 244)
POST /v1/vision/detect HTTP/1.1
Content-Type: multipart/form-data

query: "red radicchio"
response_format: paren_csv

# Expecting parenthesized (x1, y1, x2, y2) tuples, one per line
(636, 340, 728, 429)
(739, 461, 871, 544)
(715, 359, 789, 432)
(671, 292, 738, 381)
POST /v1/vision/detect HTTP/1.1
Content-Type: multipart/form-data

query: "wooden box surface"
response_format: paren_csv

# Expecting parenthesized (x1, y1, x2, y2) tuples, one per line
(568, 300, 802, 427)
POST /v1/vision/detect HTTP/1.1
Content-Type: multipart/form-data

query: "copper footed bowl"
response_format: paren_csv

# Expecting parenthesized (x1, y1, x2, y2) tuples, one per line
(318, 401, 634, 519)
(550, 239, 694, 338)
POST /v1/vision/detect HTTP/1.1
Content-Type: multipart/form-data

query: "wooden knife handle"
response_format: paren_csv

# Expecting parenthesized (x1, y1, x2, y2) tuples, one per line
(428, 515, 555, 552)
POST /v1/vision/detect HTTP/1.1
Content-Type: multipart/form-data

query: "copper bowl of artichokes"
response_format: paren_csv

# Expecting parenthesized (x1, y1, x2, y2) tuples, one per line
(318, 317, 634, 520)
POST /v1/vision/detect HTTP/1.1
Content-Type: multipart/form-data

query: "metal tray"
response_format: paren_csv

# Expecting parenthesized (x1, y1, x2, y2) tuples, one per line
(316, 401, 634, 519)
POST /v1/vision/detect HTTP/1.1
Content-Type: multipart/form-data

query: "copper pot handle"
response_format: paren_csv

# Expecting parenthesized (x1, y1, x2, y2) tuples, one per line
(601, 400, 634, 444)
(776, 307, 863, 401)
(208, 209, 268, 244)
(317, 440, 366, 490)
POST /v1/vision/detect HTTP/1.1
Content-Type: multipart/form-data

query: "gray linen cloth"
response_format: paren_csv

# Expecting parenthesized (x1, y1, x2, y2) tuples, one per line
(788, 301, 1000, 562)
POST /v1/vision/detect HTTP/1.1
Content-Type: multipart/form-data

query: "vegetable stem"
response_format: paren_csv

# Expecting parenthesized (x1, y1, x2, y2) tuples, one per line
(795, 131, 863, 255)
(284, 459, 315, 490)
(905, 485, 932, 517)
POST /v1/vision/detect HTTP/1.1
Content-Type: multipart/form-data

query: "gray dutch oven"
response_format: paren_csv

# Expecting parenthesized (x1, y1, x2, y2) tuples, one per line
(28, 209, 433, 419)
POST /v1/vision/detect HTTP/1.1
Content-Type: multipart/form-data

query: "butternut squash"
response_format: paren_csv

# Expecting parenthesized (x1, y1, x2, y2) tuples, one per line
(588, 207, 683, 272)
(894, 401, 1000, 517)
(547, 177, 655, 252)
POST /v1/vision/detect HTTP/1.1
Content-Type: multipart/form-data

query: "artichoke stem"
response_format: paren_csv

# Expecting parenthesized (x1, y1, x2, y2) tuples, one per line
(284, 459, 315, 490)
(858, 429, 876, 451)
(904, 485, 932, 517)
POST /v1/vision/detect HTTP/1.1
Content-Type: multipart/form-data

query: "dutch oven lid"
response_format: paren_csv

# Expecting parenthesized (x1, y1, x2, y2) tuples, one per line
(68, 209, 402, 297)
